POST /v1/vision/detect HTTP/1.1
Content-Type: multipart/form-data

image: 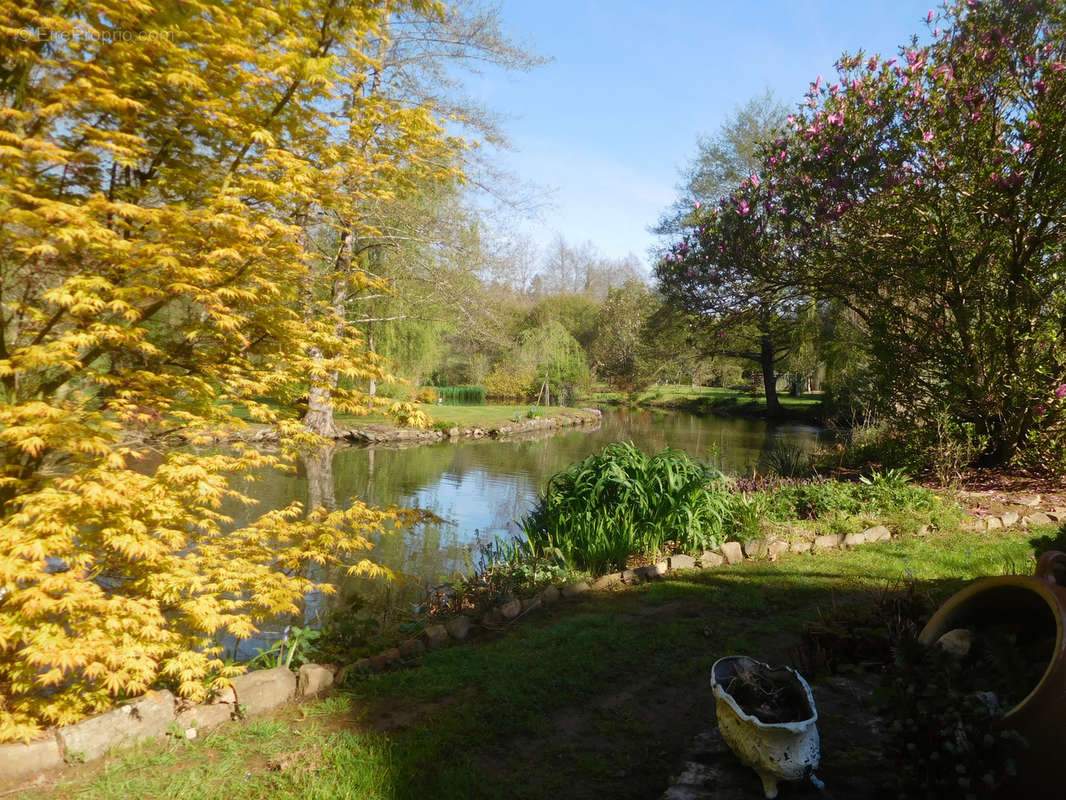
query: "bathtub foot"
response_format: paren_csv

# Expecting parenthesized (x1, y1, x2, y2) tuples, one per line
(759, 771, 779, 799)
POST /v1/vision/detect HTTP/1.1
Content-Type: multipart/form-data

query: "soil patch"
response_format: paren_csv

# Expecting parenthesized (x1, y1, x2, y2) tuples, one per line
(720, 661, 810, 724)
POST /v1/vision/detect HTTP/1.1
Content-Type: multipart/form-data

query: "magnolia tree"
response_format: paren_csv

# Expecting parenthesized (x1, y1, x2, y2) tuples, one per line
(655, 93, 802, 415)
(0, 0, 458, 740)
(768, 0, 1066, 463)
(662, 0, 1066, 462)
(655, 171, 805, 416)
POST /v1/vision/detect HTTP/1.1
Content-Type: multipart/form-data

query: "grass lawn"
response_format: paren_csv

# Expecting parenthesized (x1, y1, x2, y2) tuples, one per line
(587, 385, 823, 414)
(19, 525, 1055, 800)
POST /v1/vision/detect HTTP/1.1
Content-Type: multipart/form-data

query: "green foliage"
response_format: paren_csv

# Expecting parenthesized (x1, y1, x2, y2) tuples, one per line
(314, 598, 382, 666)
(770, 470, 939, 522)
(434, 385, 486, 404)
(521, 292, 601, 350)
(456, 536, 571, 604)
(247, 626, 322, 671)
(518, 320, 591, 406)
(589, 281, 658, 390)
(522, 443, 730, 575)
(524, 441, 951, 576)
(826, 416, 989, 480)
(658, 1, 1066, 464)
(731, 492, 769, 540)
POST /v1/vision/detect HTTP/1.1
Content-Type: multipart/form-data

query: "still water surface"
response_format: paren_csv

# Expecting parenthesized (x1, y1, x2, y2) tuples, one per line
(227, 409, 832, 642)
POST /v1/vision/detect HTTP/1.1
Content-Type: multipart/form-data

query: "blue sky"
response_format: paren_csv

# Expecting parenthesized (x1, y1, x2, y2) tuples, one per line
(474, 0, 936, 267)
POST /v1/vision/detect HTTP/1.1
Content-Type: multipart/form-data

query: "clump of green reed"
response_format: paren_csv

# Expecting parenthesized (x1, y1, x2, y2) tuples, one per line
(435, 385, 486, 403)
(522, 442, 730, 575)
(761, 442, 813, 478)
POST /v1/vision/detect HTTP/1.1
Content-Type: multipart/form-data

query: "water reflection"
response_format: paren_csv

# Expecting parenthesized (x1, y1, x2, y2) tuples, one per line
(222, 409, 832, 634)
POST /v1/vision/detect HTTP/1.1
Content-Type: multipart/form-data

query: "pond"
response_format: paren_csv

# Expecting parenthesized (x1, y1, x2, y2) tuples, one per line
(225, 408, 834, 653)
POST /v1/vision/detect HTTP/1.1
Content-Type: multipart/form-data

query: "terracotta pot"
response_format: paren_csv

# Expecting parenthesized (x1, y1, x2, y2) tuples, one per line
(918, 550, 1066, 793)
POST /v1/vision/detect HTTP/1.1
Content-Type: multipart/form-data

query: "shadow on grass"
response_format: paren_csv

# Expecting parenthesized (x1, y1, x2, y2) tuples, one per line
(25, 529, 1041, 800)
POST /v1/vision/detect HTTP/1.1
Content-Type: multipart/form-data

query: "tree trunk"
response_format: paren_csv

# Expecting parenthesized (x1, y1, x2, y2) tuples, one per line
(760, 331, 782, 417)
(303, 373, 342, 438)
(367, 329, 376, 399)
(303, 443, 337, 513)
(303, 231, 353, 439)
(300, 443, 336, 626)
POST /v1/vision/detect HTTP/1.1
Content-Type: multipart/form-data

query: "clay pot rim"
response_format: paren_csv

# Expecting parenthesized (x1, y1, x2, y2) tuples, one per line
(918, 573, 1063, 720)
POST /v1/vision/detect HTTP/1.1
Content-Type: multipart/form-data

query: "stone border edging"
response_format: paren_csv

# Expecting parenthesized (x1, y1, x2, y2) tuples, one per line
(2, 500, 1054, 788)
(335, 504, 1054, 679)
(0, 663, 334, 787)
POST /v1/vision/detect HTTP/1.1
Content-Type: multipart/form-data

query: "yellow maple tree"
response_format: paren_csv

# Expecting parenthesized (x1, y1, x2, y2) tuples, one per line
(0, 0, 460, 741)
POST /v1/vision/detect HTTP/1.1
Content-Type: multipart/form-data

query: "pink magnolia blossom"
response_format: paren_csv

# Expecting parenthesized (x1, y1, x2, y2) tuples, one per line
(1055, 384, 1066, 399)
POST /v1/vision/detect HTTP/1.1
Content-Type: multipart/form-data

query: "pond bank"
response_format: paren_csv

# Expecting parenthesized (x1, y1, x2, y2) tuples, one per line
(225, 407, 602, 447)
(345, 407, 601, 445)
(587, 388, 824, 424)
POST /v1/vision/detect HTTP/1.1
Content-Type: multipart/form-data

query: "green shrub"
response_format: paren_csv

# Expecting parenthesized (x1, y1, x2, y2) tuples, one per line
(524, 444, 951, 577)
(522, 443, 729, 575)
(247, 625, 321, 671)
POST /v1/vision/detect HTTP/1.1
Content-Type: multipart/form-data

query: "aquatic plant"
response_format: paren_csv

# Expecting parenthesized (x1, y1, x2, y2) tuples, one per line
(522, 442, 730, 575)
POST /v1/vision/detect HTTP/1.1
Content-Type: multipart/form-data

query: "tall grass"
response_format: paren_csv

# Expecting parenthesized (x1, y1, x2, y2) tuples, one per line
(435, 385, 486, 404)
(522, 442, 730, 575)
